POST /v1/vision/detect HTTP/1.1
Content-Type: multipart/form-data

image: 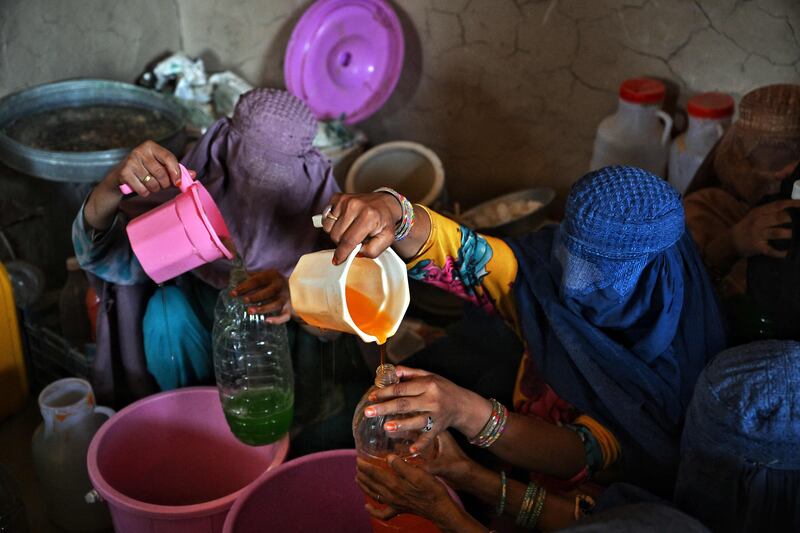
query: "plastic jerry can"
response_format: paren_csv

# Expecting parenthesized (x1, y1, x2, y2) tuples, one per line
(669, 92, 734, 194)
(590, 78, 673, 177)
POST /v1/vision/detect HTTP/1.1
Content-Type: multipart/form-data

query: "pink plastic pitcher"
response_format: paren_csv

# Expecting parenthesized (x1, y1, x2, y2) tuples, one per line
(122, 164, 234, 283)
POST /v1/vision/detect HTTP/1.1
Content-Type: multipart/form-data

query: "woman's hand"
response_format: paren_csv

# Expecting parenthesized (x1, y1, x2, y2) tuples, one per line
(231, 269, 291, 324)
(356, 455, 483, 533)
(319, 192, 432, 264)
(84, 141, 184, 231)
(730, 199, 800, 258)
(364, 366, 491, 453)
(423, 431, 479, 492)
(107, 140, 183, 197)
(320, 192, 402, 264)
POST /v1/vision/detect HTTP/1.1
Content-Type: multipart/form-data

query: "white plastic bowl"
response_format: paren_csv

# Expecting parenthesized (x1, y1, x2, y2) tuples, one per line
(345, 141, 445, 206)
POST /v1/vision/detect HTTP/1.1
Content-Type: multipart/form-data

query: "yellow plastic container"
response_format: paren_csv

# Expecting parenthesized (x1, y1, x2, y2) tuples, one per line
(0, 262, 28, 418)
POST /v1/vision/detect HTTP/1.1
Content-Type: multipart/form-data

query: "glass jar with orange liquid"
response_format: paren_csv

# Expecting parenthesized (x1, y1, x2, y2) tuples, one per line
(352, 363, 441, 533)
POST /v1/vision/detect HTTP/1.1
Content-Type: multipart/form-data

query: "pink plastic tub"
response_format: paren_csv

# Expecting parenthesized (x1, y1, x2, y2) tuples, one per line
(87, 387, 289, 533)
(123, 164, 234, 283)
(224, 449, 461, 533)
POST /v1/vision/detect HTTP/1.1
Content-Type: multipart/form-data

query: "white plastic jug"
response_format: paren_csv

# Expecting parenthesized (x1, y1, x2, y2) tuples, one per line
(669, 92, 735, 195)
(288, 244, 410, 344)
(32, 378, 114, 532)
(590, 78, 673, 177)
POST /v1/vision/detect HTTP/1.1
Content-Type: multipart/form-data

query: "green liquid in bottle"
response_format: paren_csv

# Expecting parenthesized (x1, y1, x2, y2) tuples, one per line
(222, 388, 294, 446)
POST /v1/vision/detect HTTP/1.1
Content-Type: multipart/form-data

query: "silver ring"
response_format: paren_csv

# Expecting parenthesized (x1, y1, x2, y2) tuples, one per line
(376, 493, 382, 502)
(422, 416, 433, 433)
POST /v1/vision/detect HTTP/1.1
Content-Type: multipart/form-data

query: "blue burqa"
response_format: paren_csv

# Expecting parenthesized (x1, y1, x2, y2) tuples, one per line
(507, 166, 726, 493)
(675, 340, 800, 532)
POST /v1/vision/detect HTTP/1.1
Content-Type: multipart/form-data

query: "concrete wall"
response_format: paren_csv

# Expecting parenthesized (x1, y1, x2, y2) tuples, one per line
(175, 0, 800, 206)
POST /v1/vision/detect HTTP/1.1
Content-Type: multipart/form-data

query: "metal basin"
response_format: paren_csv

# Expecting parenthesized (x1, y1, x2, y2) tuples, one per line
(459, 187, 556, 238)
(0, 79, 186, 183)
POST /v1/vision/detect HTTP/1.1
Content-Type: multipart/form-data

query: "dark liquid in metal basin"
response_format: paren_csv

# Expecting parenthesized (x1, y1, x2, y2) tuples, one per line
(4, 105, 178, 152)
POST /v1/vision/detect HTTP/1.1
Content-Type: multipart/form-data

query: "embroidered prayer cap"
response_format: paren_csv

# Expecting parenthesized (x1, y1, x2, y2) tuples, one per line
(714, 84, 800, 204)
(683, 339, 800, 469)
(232, 88, 317, 156)
(737, 84, 800, 136)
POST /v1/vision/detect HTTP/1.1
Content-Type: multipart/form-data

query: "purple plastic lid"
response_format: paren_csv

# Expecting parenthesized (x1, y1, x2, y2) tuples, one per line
(284, 0, 404, 125)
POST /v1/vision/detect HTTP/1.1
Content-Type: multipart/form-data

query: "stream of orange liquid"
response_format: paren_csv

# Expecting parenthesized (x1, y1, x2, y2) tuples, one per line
(347, 287, 442, 532)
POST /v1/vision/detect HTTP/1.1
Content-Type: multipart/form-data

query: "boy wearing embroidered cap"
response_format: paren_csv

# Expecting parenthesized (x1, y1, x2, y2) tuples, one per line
(684, 84, 800, 298)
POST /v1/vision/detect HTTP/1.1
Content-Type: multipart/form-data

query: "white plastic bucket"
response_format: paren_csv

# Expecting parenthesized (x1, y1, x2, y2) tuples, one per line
(345, 141, 445, 206)
(288, 244, 410, 343)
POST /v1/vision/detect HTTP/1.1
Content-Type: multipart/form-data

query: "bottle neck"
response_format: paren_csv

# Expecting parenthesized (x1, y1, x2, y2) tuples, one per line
(374, 364, 398, 388)
(228, 260, 248, 288)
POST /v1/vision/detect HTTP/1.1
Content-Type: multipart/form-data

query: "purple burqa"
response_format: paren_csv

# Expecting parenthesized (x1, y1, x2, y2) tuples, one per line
(93, 89, 338, 405)
(121, 88, 339, 287)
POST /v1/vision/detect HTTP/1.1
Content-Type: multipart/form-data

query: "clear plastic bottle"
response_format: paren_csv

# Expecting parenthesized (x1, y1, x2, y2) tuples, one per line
(59, 257, 90, 348)
(589, 78, 673, 177)
(669, 92, 734, 195)
(353, 363, 440, 533)
(213, 262, 294, 446)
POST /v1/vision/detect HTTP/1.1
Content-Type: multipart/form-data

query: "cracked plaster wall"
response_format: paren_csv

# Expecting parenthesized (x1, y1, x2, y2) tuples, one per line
(0, 0, 181, 97)
(1, 0, 798, 207)
(177, 0, 800, 206)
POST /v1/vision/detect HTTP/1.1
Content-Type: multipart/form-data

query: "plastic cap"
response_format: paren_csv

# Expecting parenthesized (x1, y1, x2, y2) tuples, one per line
(66, 257, 80, 271)
(620, 78, 666, 104)
(687, 92, 735, 119)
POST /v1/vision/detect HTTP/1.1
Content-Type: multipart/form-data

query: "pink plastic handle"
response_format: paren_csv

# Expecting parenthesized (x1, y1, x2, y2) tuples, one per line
(118, 164, 194, 195)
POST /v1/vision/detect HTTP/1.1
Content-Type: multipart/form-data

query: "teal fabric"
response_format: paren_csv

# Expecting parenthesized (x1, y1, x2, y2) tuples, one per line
(143, 286, 213, 390)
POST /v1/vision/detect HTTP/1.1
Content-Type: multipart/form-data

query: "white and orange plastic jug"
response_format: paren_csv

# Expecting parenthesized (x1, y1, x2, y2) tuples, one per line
(289, 244, 410, 344)
(590, 78, 673, 177)
(122, 164, 233, 284)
